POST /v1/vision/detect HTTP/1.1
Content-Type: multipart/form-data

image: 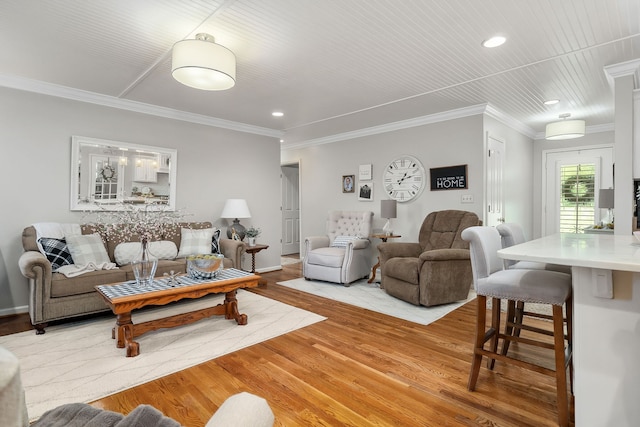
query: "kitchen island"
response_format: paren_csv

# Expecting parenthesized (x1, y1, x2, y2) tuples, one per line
(498, 233, 640, 427)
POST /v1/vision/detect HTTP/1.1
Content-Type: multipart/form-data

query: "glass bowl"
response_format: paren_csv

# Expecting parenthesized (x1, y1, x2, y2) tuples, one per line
(186, 254, 224, 280)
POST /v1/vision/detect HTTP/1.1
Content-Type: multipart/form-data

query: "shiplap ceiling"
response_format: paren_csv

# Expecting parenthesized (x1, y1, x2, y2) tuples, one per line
(0, 0, 638, 145)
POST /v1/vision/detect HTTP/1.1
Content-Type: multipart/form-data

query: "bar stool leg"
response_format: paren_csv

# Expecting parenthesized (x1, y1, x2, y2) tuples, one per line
(552, 304, 569, 427)
(468, 295, 488, 391)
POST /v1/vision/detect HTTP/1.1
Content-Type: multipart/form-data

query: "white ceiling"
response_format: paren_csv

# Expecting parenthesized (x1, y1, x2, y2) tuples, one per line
(1, 0, 638, 145)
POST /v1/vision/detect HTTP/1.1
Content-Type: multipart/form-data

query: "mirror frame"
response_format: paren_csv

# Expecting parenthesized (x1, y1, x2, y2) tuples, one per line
(70, 135, 177, 211)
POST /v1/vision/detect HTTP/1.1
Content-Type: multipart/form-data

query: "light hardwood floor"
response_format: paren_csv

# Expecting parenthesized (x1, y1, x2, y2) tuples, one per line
(1, 260, 573, 426)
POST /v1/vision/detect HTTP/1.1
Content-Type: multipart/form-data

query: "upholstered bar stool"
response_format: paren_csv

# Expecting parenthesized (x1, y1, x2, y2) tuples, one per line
(461, 226, 573, 427)
(496, 223, 572, 355)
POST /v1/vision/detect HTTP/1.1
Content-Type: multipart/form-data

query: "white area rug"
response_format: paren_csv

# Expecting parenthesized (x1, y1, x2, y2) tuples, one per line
(0, 290, 325, 421)
(280, 257, 301, 266)
(278, 278, 475, 326)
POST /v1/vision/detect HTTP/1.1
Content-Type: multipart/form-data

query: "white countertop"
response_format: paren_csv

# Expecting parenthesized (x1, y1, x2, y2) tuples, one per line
(498, 233, 640, 273)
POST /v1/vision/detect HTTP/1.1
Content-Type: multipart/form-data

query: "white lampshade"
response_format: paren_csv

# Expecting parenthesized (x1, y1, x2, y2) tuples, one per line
(172, 33, 236, 91)
(221, 199, 251, 219)
(545, 119, 585, 140)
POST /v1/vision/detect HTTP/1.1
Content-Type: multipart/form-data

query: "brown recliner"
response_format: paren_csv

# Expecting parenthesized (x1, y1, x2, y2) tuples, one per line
(378, 210, 481, 306)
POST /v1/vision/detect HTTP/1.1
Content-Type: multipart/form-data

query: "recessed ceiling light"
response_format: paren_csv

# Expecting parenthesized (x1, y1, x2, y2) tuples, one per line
(482, 36, 506, 48)
(272, 111, 284, 117)
(544, 99, 560, 105)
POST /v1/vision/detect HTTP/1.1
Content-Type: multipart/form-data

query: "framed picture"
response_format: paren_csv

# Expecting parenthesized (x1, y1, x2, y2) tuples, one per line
(358, 182, 373, 201)
(342, 175, 355, 193)
(430, 164, 468, 191)
(359, 164, 372, 181)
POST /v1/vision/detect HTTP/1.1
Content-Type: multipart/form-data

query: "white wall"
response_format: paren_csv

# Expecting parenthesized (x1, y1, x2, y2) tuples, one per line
(283, 115, 494, 258)
(0, 87, 281, 314)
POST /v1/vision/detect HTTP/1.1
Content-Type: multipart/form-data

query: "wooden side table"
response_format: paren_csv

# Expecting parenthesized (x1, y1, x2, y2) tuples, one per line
(243, 243, 269, 273)
(368, 234, 401, 284)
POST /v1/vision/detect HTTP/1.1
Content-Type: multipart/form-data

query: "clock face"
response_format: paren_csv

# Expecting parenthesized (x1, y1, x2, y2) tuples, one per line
(383, 155, 426, 202)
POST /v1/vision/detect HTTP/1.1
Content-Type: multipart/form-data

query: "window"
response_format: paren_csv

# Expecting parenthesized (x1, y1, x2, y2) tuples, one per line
(559, 163, 595, 233)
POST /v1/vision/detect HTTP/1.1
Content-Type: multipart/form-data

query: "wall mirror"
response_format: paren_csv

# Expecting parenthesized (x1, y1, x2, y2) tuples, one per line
(70, 135, 177, 211)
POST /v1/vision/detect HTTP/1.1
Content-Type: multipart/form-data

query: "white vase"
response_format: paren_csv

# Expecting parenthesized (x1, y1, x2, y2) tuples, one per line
(247, 237, 256, 246)
(131, 241, 157, 286)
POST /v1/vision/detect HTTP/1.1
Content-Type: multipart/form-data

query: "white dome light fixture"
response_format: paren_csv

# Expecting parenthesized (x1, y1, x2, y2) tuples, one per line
(172, 33, 236, 91)
(545, 113, 585, 140)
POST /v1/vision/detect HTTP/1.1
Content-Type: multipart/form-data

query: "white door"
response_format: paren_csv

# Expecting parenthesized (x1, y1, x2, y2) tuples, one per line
(281, 164, 300, 255)
(543, 147, 614, 235)
(485, 134, 505, 226)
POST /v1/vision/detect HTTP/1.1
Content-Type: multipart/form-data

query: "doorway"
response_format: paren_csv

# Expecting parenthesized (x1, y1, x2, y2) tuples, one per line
(281, 163, 300, 255)
(543, 146, 614, 235)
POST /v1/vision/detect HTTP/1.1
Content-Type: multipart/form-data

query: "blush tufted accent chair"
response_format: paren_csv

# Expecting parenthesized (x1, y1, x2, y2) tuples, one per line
(303, 211, 374, 285)
(378, 210, 481, 306)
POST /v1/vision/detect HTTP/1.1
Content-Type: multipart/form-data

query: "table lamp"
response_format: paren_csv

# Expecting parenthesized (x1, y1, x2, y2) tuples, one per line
(221, 199, 251, 240)
(598, 188, 614, 225)
(381, 199, 397, 236)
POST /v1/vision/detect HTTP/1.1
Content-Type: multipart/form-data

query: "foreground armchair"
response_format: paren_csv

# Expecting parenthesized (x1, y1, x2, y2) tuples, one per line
(303, 211, 373, 285)
(378, 210, 480, 306)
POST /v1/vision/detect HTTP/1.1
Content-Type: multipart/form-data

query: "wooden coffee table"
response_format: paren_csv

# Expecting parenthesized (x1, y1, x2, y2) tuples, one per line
(95, 268, 260, 357)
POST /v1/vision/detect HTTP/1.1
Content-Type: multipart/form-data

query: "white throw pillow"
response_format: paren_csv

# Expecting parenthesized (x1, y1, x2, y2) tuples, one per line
(177, 228, 215, 258)
(66, 233, 110, 265)
(331, 235, 360, 248)
(114, 241, 178, 266)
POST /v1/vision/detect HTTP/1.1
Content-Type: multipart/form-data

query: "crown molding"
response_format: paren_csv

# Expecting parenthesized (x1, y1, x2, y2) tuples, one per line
(282, 103, 537, 150)
(282, 104, 491, 150)
(0, 73, 283, 138)
(604, 58, 640, 88)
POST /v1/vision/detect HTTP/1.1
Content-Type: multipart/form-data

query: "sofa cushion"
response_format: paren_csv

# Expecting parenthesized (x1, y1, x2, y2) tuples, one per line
(114, 241, 178, 266)
(306, 247, 345, 268)
(51, 269, 128, 297)
(66, 233, 110, 266)
(38, 237, 74, 271)
(177, 228, 215, 258)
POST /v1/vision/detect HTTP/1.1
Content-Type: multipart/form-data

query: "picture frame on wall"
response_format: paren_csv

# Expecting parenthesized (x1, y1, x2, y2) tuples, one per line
(359, 164, 372, 181)
(358, 182, 373, 201)
(343, 175, 355, 193)
(430, 164, 468, 191)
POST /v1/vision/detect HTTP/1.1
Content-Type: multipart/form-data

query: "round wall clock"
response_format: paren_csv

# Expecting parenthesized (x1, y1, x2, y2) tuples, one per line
(382, 155, 426, 202)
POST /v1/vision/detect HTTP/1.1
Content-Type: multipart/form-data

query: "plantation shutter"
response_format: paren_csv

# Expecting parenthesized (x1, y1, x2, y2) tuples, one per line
(559, 163, 595, 233)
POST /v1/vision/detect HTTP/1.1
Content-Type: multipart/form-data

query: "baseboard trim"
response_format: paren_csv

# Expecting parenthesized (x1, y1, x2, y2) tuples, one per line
(0, 305, 28, 317)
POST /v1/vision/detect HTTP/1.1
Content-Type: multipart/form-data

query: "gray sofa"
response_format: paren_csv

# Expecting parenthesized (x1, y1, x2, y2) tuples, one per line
(18, 222, 245, 334)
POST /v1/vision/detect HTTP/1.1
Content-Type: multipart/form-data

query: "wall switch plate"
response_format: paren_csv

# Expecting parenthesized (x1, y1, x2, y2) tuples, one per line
(461, 194, 474, 203)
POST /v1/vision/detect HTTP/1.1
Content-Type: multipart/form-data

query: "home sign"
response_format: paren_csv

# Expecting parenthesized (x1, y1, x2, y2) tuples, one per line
(430, 164, 468, 190)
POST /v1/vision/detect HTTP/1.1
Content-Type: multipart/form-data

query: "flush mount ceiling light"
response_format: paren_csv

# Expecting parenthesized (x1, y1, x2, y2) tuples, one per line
(544, 99, 560, 105)
(272, 111, 284, 117)
(172, 33, 236, 91)
(482, 35, 506, 48)
(545, 113, 586, 140)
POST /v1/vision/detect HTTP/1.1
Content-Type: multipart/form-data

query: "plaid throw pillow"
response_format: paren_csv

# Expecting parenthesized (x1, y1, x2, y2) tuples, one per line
(177, 228, 215, 257)
(66, 233, 110, 265)
(211, 229, 222, 254)
(38, 237, 74, 270)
